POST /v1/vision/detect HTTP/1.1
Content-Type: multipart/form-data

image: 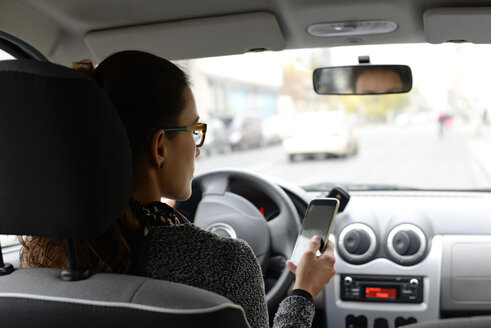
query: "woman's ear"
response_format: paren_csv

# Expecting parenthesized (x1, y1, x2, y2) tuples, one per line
(149, 129, 166, 169)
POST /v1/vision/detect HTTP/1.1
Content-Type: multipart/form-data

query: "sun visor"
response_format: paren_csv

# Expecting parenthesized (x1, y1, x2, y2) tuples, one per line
(85, 12, 285, 63)
(424, 8, 491, 43)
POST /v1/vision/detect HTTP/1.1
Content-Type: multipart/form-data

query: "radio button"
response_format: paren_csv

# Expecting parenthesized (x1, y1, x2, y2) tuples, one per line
(348, 287, 360, 296)
(344, 276, 353, 286)
(409, 278, 419, 287)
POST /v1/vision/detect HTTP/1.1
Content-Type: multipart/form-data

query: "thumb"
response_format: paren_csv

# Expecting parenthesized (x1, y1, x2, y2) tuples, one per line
(285, 260, 297, 274)
(307, 235, 322, 253)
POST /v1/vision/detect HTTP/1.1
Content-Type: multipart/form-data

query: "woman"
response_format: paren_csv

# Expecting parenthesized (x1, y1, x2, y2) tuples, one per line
(20, 51, 336, 328)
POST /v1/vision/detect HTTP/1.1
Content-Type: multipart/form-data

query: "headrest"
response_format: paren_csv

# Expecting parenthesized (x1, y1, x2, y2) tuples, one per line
(0, 60, 132, 238)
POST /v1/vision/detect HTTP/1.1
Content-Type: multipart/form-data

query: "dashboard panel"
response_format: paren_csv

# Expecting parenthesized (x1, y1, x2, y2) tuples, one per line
(286, 188, 491, 328)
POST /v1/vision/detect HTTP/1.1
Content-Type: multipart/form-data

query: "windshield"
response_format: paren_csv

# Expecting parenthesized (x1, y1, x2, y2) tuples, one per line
(180, 43, 491, 191)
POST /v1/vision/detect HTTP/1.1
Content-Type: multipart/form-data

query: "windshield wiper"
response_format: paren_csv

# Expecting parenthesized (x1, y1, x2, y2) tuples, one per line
(303, 182, 421, 192)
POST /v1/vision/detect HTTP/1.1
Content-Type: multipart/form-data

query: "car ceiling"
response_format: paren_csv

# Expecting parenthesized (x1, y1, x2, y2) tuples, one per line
(1, 0, 491, 64)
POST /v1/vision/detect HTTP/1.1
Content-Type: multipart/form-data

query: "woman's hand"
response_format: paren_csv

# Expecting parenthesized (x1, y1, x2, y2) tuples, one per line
(285, 235, 336, 298)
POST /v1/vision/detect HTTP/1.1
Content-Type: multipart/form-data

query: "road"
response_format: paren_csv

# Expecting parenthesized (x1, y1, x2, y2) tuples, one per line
(195, 123, 491, 190)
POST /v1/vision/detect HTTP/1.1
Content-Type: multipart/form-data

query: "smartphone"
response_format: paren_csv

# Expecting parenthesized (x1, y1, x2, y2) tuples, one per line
(290, 198, 340, 265)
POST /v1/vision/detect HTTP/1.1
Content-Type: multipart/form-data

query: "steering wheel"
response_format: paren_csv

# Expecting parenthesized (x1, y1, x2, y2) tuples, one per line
(177, 168, 301, 308)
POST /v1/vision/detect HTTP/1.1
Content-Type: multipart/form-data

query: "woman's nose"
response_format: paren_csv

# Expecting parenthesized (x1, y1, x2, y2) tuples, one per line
(195, 146, 200, 158)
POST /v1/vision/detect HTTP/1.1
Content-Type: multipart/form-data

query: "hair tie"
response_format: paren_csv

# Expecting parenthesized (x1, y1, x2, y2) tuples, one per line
(72, 59, 95, 77)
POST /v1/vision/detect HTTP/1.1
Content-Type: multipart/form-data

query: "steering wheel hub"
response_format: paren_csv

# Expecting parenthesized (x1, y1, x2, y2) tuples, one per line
(205, 222, 237, 239)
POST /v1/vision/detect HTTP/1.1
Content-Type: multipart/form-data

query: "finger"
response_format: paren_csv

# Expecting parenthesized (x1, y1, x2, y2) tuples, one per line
(322, 239, 335, 254)
(285, 260, 297, 274)
(322, 252, 336, 265)
(306, 235, 322, 253)
(320, 241, 335, 260)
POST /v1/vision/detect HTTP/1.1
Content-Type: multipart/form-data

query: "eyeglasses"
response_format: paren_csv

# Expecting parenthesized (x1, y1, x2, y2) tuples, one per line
(162, 122, 207, 147)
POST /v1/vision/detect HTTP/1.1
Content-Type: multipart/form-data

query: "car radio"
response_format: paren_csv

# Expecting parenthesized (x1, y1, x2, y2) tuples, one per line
(340, 274, 423, 303)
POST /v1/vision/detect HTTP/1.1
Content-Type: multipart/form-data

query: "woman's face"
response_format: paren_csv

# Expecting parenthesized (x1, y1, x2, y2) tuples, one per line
(354, 69, 403, 94)
(161, 88, 200, 200)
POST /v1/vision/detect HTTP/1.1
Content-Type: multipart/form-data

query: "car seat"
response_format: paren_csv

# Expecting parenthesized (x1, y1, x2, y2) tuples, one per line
(0, 59, 250, 328)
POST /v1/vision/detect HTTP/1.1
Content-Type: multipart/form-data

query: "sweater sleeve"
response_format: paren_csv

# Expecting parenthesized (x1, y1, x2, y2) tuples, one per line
(223, 239, 315, 328)
(273, 295, 315, 328)
(222, 239, 269, 328)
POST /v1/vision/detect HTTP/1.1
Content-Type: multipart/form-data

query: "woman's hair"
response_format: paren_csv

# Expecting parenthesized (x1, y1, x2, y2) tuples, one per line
(94, 50, 190, 164)
(19, 207, 139, 273)
(19, 51, 190, 273)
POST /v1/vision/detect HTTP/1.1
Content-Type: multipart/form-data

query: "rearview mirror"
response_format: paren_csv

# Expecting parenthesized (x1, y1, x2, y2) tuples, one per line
(313, 65, 412, 95)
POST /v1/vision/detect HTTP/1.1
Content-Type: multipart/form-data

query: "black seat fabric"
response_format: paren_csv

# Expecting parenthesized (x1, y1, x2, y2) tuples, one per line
(0, 59, 250, 327)
(0, 59, 131, 237)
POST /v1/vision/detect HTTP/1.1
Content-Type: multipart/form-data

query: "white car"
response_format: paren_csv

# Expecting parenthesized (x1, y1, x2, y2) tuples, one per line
(282, 111, 358, 161)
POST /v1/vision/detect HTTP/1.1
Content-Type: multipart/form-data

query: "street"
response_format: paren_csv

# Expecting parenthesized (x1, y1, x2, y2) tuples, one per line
(196, 123, 491, 190)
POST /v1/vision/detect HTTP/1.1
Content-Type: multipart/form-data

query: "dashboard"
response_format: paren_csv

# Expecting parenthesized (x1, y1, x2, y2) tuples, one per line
(176, 175, 491, 327)
(282, 184, 491, 328)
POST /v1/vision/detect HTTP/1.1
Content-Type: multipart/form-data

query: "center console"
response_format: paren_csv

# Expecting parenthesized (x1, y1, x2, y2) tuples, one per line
(325, 235, 442, 328)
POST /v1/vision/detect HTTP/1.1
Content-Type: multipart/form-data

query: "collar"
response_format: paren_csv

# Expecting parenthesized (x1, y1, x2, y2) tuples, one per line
(129, 197, 185, 228)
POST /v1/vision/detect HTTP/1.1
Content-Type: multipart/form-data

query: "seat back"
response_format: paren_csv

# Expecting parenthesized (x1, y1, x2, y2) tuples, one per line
(0, 268, 248, 327)
(0, 59, 249, 327)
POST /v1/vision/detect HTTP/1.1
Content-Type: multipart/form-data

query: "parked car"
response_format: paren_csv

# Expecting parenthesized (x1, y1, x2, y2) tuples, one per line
(283, 111, 358, 161)
(227, 114, 263, 150)
(262, 114, 294, 146)
(201, 118, 231, 156)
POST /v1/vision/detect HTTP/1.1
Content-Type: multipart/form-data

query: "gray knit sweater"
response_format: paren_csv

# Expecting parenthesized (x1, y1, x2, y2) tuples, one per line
(140, 223, 315, 328)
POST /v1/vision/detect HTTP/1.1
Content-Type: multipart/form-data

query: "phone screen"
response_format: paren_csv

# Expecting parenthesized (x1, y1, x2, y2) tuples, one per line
(290, 198, 340, 265)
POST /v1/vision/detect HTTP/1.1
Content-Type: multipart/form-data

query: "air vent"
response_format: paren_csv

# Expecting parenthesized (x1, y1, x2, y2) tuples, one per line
(387, 224, 426, 265)
(338, 223, 377, 264)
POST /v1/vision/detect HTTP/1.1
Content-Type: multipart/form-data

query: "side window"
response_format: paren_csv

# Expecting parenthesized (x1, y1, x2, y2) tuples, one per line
(0, 48, 15, 61)
(1, 236, 19, 247)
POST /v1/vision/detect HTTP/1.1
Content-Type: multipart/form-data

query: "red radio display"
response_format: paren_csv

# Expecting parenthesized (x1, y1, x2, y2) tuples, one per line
(365, 287, 397, 299)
